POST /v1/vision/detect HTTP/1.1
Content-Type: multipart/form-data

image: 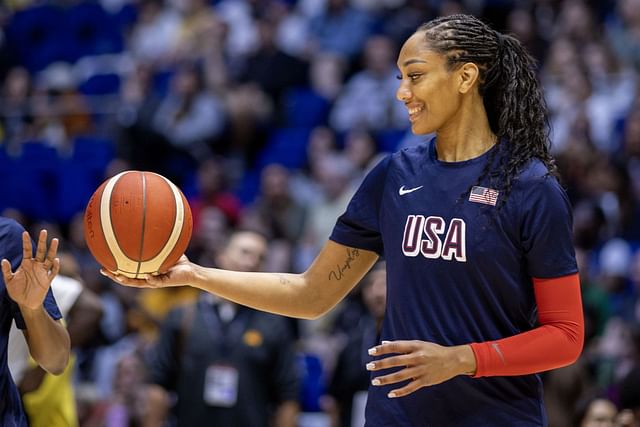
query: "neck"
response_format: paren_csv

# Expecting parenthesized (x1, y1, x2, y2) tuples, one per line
(435, 96, 497, 162)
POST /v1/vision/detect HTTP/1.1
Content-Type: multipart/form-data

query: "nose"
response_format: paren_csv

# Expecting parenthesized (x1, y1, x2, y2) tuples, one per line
(396, 80, 411, 102)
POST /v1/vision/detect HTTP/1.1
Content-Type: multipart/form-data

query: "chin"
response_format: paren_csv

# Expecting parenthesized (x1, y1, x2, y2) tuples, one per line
(410, 121, 434, 136)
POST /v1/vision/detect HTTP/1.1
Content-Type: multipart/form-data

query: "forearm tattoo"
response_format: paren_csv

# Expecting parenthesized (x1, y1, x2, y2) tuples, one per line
(277, 274, 292, 285)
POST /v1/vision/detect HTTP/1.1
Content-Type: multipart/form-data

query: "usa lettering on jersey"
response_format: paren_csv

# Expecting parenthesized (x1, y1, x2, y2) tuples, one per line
(402, 215, 467, 262)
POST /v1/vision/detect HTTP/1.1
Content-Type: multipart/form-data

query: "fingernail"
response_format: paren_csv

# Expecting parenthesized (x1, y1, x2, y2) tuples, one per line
(366, 363, 375, 370)
(382, 340, 391, 344)
(388, 392, 397, 398)
(99, 270, 107, 276)
(368, 347, 377, 355)
(371, 379, 380, 386)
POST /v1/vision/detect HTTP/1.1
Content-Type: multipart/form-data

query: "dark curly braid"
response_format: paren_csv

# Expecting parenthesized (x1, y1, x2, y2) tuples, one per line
(418, 14, 558, 205)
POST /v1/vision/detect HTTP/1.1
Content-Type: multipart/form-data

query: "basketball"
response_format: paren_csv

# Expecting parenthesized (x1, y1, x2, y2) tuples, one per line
(83, 171, 193, 279)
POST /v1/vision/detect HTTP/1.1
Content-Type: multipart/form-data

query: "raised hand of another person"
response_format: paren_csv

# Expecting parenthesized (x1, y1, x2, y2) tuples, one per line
(2, 230, 60, 310)
(101, 255, 196, 288)
(366, 340, 477, 398)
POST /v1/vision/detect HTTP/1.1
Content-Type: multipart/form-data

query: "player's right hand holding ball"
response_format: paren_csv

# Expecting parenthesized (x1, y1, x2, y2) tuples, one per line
(101, 255, 196, 288)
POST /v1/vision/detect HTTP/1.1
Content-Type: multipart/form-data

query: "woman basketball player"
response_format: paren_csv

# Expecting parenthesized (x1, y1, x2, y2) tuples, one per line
(106, 14, 583, 426)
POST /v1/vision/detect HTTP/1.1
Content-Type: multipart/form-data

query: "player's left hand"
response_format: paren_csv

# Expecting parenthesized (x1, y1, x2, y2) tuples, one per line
(2, 230, 60, 311)
(366, 340, 476, 398)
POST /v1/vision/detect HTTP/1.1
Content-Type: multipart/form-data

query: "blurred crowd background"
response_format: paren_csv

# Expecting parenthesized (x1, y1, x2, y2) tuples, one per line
(1, 0, 640, 426)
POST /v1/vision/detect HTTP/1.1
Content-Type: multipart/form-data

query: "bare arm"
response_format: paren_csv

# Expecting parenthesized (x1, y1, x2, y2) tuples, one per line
(104, 240, 379, 319)
(2, 230, 70, 375)
(21, 313, 69, 375)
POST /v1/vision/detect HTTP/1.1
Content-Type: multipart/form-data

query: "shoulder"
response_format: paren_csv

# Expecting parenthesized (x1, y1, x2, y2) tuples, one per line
(391, 142, 430, 163)
(0, 217, 25, 240)
(356, 152, 393, 186)
(514, 159, 571, 215)
(355, 142, 430, 187)
(0, 218, 26, 259)
(380, 141, 431, 174)
(515, 158, 555, 183)
(513, 159, 564, 194)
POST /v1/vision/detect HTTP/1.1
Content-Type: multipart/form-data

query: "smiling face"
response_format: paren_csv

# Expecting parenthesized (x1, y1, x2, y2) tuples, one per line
(396, 31, 468, 135)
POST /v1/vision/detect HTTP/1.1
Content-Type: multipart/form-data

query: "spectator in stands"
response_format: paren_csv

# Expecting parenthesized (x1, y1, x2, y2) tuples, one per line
(308, 0, 374, 59)
(0, 67, 32, 154)
(127, 0, 181, 65)
(115, 64, 164, 173)
(289, 126, 339, 208)
(199, 14, 232, 93)
(381, 0, 433, 48)
(32, 62, 93, 150)
(102, 353, 169, 427)
(605, 0, 640, 70)
(295, 153, 355, 273)
(242, 163, 307, 273)
(243, 163, 306, 245)
(343, 129, 379, 175)
(582, 40, 636, 132)
(147, 229, 299, 426)
(617, 327, 640, 425)
(224, 82, 273, 166)
(505, 8, 547, 65)
(308, 52, 345, 102)
(619, 102, 640, 200)
(191, 206, 230, 268)
(554, 0, 600, 45)
(329, 35, 407, 132)
(240, 17, 308, 111)
(575, 396, 618, 427)
(172, 0, 219, 61)
(190, 156, 242, 229)
(152, 62, 226, 169)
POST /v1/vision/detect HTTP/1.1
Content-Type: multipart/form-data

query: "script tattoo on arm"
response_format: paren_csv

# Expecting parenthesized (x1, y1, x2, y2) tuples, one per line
(328, 247, 360, 281)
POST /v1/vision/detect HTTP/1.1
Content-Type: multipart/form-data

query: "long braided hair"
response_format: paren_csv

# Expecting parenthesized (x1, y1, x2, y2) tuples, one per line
(418, 14, 557, 205)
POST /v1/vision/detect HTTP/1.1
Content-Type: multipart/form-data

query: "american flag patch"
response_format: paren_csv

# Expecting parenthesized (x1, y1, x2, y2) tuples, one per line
(469, 186, 499, 206)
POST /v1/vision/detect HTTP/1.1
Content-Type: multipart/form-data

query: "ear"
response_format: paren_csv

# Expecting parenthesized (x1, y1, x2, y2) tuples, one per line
(457, 62, 480, 94)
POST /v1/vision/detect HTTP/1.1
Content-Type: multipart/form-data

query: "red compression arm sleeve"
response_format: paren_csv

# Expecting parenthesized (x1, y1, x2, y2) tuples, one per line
(469, 273, 584, 377)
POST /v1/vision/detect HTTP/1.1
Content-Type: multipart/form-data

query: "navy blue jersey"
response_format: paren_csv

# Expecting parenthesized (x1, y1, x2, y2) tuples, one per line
(0, 218, 62, 426)
(330, 139, 577, 426)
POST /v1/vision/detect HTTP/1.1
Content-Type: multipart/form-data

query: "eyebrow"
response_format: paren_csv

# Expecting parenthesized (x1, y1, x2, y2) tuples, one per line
(402, 59, 428, 66)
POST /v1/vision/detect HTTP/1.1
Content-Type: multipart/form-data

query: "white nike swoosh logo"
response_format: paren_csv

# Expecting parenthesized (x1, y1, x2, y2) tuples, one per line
(398, 185, 423, 195)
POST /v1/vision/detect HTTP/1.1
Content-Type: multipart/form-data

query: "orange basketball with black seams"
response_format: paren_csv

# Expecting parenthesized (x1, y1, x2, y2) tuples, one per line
(83, 171, 193, 278)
